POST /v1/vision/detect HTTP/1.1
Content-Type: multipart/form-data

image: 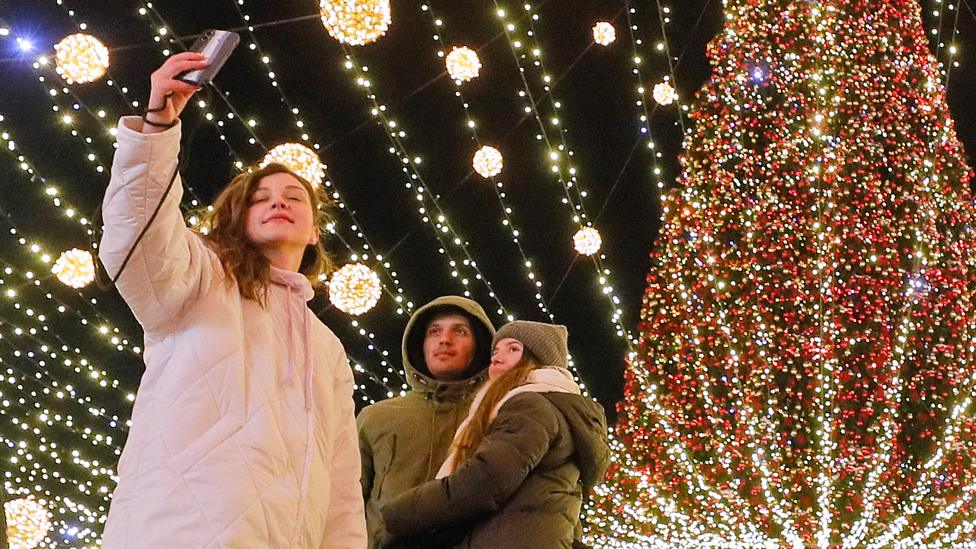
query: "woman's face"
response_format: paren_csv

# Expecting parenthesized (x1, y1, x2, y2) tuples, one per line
(489, 337, 524, 379)
(245, 172, 318, 258)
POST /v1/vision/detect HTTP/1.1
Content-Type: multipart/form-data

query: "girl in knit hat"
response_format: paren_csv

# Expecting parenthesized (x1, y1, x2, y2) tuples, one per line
(380, 320, 611, 548)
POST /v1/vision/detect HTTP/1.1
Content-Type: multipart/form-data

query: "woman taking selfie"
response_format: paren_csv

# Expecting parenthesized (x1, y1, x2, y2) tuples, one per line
(99, 52, 365, 548)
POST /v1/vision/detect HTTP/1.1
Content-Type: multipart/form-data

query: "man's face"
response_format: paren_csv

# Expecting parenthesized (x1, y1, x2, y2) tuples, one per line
(422, 312, 477, 381)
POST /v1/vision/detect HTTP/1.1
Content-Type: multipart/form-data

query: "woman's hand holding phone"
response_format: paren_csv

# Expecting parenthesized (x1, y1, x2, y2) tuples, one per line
(143, 52, 209, 134)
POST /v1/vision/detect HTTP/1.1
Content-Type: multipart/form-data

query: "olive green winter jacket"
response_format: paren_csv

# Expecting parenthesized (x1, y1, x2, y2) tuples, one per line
(381, 390, 611, 548)
(357, 296, 495, 548)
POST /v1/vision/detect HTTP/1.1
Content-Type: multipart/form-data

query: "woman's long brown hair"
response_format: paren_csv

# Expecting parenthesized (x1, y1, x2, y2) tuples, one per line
(198, 162, 332, 306)
(449, 349, 542, 469)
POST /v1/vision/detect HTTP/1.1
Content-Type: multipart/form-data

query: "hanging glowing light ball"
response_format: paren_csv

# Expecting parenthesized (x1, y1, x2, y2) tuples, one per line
(54, 33, 110, 84)
(445, 46, 481, 82)
(573, 227, 602, 256)
(52, 248, 96, 289)
(653, 81, 678, 105)
(5, 497, 52, 549)
(261, 143, 325, 188)
(592, 22, 616, 46)
(329, 263, 382, 315)
(473, 146, 503, 178)
(320, 0, 391, 46)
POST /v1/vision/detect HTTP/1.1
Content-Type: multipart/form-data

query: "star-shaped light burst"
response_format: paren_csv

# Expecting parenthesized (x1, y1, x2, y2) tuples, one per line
(54, 33, 110, 84)
(446, 46, 482, 82)
(320, 0, 392, 46)
(473, 145, 503, 178)
(52, 248, 96, 288)
(261, 143, 325, 188)
(329, 263, 382, 315)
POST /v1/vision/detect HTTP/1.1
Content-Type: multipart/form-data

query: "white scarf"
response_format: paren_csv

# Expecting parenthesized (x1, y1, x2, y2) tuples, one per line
(436, 366, 581, 479)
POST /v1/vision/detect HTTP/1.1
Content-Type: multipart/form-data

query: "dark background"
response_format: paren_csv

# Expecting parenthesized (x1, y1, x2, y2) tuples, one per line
(0, 0, 973, 425)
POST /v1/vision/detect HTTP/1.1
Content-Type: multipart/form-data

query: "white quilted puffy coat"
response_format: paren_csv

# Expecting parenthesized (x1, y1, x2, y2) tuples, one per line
(99, 117, 366, 548)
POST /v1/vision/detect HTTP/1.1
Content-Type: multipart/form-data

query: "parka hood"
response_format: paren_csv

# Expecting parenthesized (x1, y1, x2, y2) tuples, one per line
(401, 296, 496, 398)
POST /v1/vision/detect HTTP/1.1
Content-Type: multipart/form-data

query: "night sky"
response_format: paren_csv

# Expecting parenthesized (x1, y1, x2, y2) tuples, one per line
(0, 0, 973, 423)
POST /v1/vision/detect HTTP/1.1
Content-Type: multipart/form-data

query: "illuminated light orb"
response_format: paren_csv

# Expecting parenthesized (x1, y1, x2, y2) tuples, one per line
(4, 497, 52, 549)
(320, 0, 391, 46)
(329, 263, 382, 315)
(573, 227, 602, 256)
(52, 248, 96, 289)
(54, 33, 110, 84)
(653, 81, 678, 105)
(445, 46, 482, 82)
(592, 21, 616, 46)
(473, 146, 503, 178)
(261, 143, 325, 188)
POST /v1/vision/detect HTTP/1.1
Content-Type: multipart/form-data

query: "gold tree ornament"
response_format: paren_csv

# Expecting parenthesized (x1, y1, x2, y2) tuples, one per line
(329, 263, 382, 315)
(653, 81, 678, 105)
(52, 248, 96, 288)
(445, 46, 481, 82)
(592, 21, 616, 46)
(54, 33, 110, 84)
(573, 227, 602, 256)
(320, 0, 391, 46)
(473, 145, 503, 178)
(4, 497, 52, 549)
(261, 143, 325, 188)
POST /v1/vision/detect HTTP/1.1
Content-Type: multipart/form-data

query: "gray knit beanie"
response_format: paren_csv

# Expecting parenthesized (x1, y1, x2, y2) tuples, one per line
(492, 320, 569, 368)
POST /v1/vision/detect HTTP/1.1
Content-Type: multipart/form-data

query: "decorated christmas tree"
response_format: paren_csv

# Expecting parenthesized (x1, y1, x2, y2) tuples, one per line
(589, 0, 976, 546)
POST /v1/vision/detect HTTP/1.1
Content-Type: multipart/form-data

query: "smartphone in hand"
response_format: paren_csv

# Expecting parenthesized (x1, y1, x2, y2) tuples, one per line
(177, 29, 240, 87)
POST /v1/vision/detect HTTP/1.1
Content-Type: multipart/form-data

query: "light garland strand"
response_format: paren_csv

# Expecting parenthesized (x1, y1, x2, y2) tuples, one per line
(493, 1, 634, 343)
(232, 0, 417, 317)
(338, 47, 510, 318)
(419, 3, 554, 322)
(623, 1, 675, 193)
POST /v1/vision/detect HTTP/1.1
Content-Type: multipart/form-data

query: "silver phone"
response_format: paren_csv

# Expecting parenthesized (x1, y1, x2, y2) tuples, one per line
(177, 29, 240, 87)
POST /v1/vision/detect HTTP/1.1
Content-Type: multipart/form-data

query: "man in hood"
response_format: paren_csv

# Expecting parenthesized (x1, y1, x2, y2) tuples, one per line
(357, 296, 495, 547)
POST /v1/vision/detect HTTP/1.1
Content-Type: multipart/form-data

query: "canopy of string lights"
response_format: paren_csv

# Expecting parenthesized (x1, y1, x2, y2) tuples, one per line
(0, 0, 975, 546)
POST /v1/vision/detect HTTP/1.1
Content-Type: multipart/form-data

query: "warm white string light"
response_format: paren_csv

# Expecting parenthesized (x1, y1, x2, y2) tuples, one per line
(622, 1, 677, 195)
(233, 0, 416, 319)
(419, 3, 555, 324)
(338, 49, 508, 316)
(494, 1, 633, 343)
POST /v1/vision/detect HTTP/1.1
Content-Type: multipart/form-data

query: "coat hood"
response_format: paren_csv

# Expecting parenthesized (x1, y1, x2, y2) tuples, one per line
(269, 265, 314, 301)
(401, 296, 496, 397)
(542, 392, 611, 492)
